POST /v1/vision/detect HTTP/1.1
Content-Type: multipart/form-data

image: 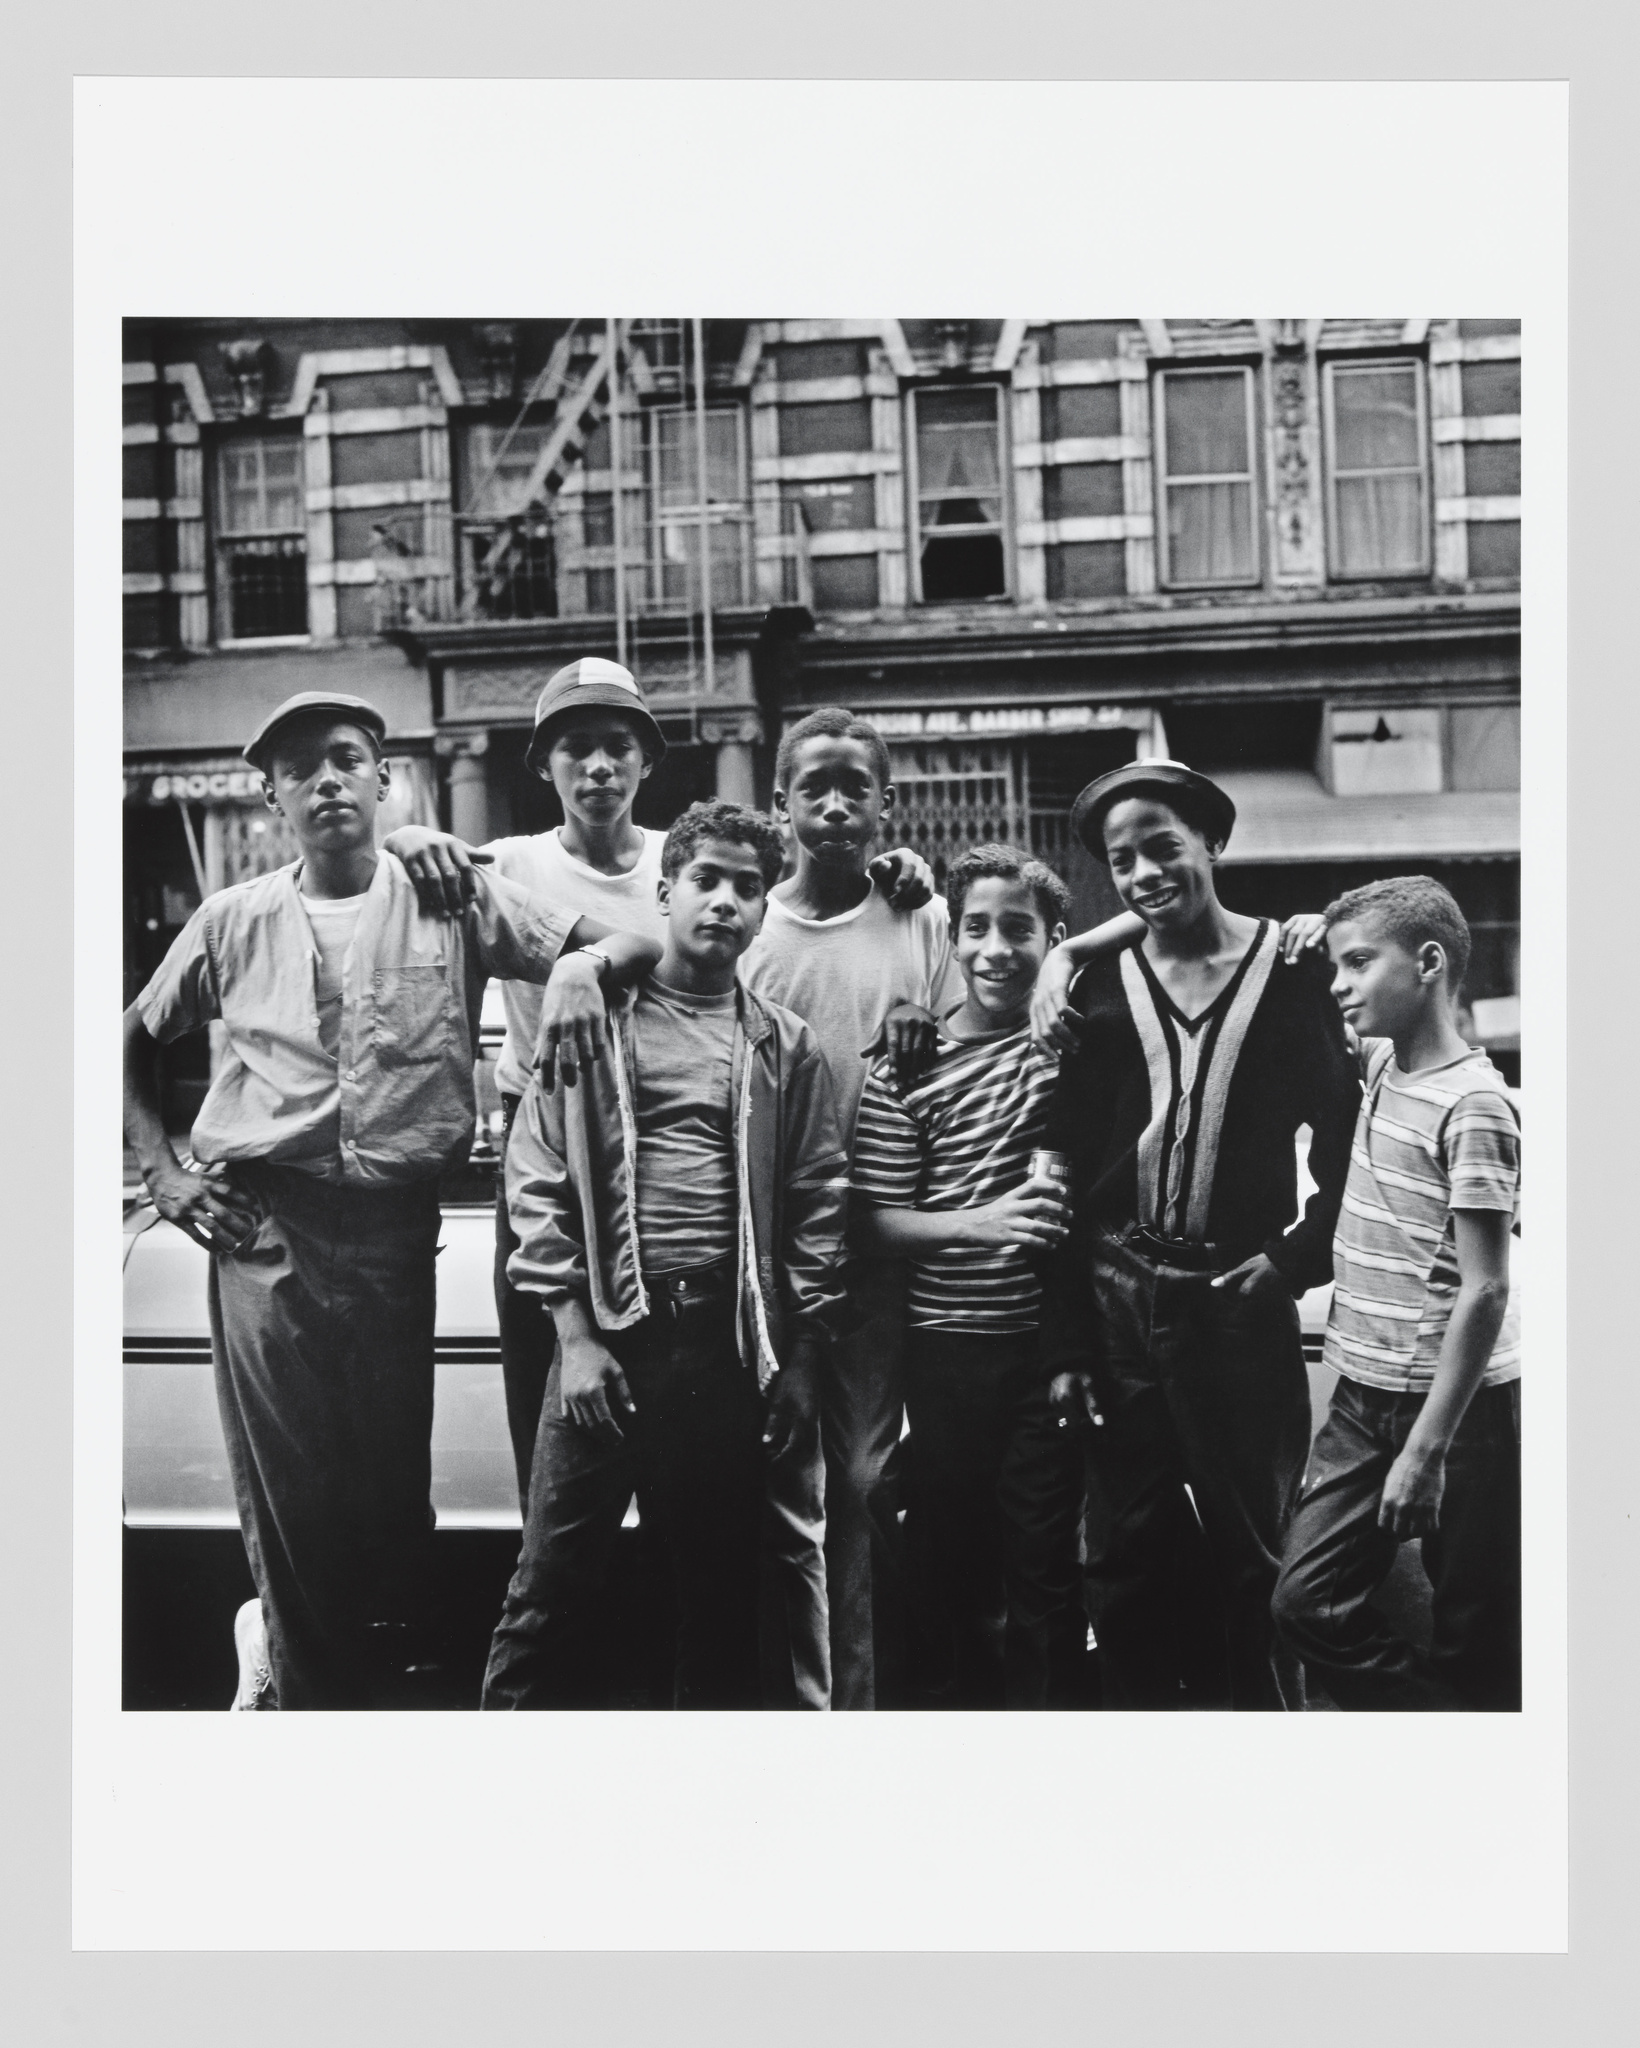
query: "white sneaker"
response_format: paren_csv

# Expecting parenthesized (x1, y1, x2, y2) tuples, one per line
(230, 1599, 276, 1711)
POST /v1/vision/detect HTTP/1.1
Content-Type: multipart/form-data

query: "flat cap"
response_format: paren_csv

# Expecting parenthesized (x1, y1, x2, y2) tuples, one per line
(243, 691, 389, 772)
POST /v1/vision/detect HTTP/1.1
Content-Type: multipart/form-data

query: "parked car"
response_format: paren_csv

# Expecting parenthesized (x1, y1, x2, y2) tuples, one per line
(123, 1030, 1340, 1708)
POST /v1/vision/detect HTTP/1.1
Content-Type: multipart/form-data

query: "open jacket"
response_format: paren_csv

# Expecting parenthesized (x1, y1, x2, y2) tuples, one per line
(504, 979, 850, 1391)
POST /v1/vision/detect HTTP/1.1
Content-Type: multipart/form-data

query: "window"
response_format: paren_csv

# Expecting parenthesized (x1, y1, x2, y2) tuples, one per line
(216, 436, 308, 639)
(1155, 367, 1258, 587)
(462, 423, 557, 620)
(1323, 360, 1430, 579)
(645, 405, 752, 607)
(910, 385, 1008, 602)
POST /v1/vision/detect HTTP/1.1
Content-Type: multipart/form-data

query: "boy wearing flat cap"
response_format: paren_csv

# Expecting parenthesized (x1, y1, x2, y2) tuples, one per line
(122, 692, 661, 1709)
(1035, 759, 1360, 1711)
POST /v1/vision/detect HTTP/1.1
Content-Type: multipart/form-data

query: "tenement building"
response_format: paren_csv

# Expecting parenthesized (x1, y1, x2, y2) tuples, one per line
(124, 314, 1522, 1104)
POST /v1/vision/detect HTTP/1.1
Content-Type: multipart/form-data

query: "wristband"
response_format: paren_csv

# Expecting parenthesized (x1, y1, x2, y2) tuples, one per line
(568, 943, 614, 978)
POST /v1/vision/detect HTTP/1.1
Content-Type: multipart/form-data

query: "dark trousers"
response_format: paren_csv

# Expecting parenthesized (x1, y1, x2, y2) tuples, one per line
(1081, 1229, 1312, 1711)
(207, 1161, 441, 1710)
(496, 1091, 556, 1513)
(1273, 1376, 1522, 1711)
(819, 1256, 909, 1710)
(903, 1328, 1084, 1709)
(482, 1276, 767, 1710)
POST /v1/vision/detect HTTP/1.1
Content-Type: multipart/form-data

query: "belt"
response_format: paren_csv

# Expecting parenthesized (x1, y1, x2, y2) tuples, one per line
(642, 1257, 738, 1324)
(1115, 1223, 1224, 1274)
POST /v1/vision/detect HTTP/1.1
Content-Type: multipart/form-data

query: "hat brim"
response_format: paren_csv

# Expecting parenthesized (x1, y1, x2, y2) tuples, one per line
(524, 693, 667, 771)
(1070, 771, 1235, 862)
(244, 706, 388, 773)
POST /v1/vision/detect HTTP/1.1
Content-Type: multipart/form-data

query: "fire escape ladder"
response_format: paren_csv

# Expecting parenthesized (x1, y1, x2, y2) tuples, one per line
(460, 332, 619, 617)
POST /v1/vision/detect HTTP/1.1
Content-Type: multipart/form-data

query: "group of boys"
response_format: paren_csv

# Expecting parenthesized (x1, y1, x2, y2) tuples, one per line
(124, 656, 1522, 1715)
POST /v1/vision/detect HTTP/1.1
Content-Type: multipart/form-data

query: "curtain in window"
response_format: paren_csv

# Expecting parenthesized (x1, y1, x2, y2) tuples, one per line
(1167, 482, 1254, 582)
(1335, 474, 1424, 575)
(1161, 372, 1253, 583)
(916, 390, 1002, 528)
(1331, 366, 1425, 574)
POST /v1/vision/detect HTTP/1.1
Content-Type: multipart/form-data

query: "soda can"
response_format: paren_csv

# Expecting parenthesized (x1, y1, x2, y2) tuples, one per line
(1028, 1148, 1071, 1192)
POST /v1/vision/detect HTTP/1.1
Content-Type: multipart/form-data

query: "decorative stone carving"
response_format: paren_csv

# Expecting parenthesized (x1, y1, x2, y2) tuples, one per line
(700, 709, 764, 747)
(1271, 341, 1311, 556)
(222, 338, 273, 419)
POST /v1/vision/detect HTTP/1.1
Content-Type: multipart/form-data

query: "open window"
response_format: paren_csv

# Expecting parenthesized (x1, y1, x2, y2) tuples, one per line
(909, 384, 1009, 602)
(215, 435, 309, 641)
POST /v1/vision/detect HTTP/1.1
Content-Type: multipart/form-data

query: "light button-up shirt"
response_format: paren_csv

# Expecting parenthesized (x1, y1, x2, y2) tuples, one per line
(137, 855, 572, 1186)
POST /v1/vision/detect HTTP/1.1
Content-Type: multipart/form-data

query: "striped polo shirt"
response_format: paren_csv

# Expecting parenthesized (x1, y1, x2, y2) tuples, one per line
(852, 1019, 1061, 1332)
(1324, 1040, 1522, 1394)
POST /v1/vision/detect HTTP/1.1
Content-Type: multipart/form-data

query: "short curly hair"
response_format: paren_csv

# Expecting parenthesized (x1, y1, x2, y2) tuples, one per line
(945, 842, 1071, 933)
(660, 801, 786, 890)
(774, 706, 892, 794)
(1323, 875, 1472, 988)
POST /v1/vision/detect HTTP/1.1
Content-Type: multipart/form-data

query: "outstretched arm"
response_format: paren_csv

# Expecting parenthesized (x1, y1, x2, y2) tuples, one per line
(1029, 912, 1145, 1052)
(533, 916, 661, 1089)
(123, 1007, 260, 1253)
(867, 846, 935, 909)
(383, 824, 493, 917)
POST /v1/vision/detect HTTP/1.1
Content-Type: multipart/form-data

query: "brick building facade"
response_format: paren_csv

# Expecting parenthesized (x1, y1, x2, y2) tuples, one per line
(124, 314, 1522, 1091)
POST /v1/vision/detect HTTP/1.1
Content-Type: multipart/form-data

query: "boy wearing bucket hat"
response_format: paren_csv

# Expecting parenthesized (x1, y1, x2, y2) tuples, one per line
(123, 692, 662, 1709)
(385, 658, 675, 1506)
(1035, 759, 1360, 1711)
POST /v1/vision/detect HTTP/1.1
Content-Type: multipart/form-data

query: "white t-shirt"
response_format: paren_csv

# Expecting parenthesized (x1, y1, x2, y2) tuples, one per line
(740, 886, 963, 1150)
(483, 827, 668, 1097)
(299, 890, 368, 1061)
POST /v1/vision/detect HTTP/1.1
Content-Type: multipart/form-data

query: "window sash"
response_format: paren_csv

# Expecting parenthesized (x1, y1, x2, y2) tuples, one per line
(908, 384, 1010, 599)
(1323, 359, 1431, 579)
(1155, 367, 1259, 588)
(217, 437, 306, 535)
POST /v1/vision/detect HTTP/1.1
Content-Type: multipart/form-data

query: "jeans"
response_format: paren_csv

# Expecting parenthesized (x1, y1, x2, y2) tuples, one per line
(482, 1273, 767, 1710)
(496, 1090, 556, 1514)
(1079, 1228, 1312, 1711)
(1273, 1375, 1522, 1711)
(207, 1161, 441, 1709)
(903, 1328, 1084, 1709)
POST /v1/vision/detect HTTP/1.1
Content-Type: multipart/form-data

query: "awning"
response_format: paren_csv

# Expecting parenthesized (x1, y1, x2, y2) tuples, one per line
(1211, 769, 1519, 865)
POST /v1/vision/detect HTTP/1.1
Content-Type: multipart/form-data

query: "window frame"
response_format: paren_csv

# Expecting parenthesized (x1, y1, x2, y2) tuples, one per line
(1321, 355, 1433, 582)
(1153, 363, 1262, 591)
(212, 431, 311, 645)
(642, 401, 753, 609)
(906, 380, 1013, 605)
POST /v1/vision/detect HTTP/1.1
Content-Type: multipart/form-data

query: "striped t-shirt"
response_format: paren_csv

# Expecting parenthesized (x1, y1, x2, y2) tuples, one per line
(1324, 1039, 1522, 1394)
(851, 1019, 1060, 1332)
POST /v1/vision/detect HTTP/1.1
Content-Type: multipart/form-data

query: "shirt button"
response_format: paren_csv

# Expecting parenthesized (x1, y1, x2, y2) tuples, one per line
(672, 1277, 687, 1294)
(345, 1139, 357, 1150)
(346, 1069, 357, 1081)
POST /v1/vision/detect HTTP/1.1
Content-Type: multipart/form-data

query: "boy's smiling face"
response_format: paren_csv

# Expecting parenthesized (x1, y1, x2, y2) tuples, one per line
(1326, 914, 1445, 1040)
(1101, 795, 1219, 931)
(263, 718, 387, 855)
(658, 835, 770, 979)
(775, 734, 890, 869)
(953, 874, 1065, 1032)
(541, 709, 653, 827)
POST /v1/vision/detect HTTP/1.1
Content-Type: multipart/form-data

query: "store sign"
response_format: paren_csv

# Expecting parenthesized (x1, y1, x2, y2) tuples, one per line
(865, 703, 1138, 740)
(126, 761, 265, 805)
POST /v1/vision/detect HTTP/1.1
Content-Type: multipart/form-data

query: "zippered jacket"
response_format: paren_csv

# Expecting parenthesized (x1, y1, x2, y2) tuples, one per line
(504, 978, 850, 1388)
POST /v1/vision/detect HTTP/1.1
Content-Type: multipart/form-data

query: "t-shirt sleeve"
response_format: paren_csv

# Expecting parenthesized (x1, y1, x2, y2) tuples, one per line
(1442, 1088, 1521, 1212)
(465, 868, 575, 983)
(920, 903, 965, 1014)
(135, 902, 220, 1042)
(851, 1063, 925, 1206)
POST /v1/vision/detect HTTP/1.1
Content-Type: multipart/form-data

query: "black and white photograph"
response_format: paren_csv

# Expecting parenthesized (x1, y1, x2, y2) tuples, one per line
(69, 74, 1573, 1962)
(118, 312, 1525, 1718)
